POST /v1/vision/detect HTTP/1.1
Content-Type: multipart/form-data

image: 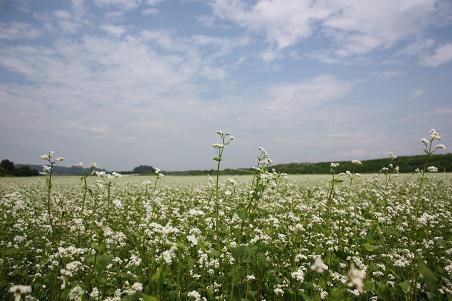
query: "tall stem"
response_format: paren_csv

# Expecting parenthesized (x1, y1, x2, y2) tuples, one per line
(46, 162, 55, 237)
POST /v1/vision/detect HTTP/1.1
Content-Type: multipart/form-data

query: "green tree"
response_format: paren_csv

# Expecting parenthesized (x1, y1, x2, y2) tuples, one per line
(0, 159, 15, 172)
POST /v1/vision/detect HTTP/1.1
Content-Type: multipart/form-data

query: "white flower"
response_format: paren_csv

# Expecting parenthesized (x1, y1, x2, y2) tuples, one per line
(40, 151, 55, 161)
(421, 138, 429, 145)
(9, 285, 32, 301)
(224, 135, 234, 145)
(188, 290, 201, 301)
(132, 282, 143, 292)
(274, 288, 284, 296)
(162, 245, 177, 264)
(348, 265, 366, 293)
(227, 178, 237, 186)
(430, 129, 441, 140)
(352, 160, 362, 165)
(113, 199, 123, 209)
(320, 291, 328, 300)
(435, 144, 447, 150)
(389, 152, 397, 159)
(55, 156, 64, 162)
(187, 234, 198, 246)
(112, 171, 122, 178)
(125, 282, 143, 295)
(246, 275, 256, 281)
(330, 162, 339, 168)
(311, 256, 328, 273)
(68, 285, 84, 301)
(89, 288, 99, 298)
(427, 166, 438, 173)
(96, 171, 106, 177)
(291, 268, 305, 282)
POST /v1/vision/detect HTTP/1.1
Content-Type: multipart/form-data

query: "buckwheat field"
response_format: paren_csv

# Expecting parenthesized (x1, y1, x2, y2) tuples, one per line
(1, 130, 451, 301)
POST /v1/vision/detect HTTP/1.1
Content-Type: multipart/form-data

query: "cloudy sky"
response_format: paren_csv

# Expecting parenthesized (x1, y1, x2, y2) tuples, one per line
(1, 0, 451, 171)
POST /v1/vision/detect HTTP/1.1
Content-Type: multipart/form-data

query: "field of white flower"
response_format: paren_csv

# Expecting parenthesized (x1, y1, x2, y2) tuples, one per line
(1, 130, 451, 301)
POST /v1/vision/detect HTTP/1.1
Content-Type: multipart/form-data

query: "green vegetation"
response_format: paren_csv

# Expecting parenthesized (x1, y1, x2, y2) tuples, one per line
(0, 159, 39, 177)
(164, 153, 452, 175)
(272, 153, 452, 174)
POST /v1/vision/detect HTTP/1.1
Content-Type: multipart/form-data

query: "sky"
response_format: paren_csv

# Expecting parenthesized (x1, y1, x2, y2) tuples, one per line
(1, 0, 452, 171)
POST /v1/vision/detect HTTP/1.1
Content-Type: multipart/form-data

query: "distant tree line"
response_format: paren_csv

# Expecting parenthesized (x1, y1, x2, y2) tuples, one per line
(119, 165, 156, 175)
(271, 153, 452, 174)
(164, 153, 452, 175)
(0, 159, 39, 177)
(165, 168, 254, 176)
(2, 153, 450, 177)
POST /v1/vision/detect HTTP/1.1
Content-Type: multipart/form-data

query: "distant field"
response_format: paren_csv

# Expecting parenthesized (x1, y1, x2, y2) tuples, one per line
(2, 172, 451, 187)
(1, 171, 451, 300)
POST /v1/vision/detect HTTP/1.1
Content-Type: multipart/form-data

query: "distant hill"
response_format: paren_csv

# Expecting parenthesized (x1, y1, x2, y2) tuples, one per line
(8, 153, 451, 176)
(18, 164, 105, 176)
(271, 153, 452, 174)
(165, 153, 452, 175)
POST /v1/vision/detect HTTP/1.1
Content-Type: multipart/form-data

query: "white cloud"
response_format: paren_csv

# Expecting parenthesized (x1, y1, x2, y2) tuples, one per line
(101, 24, 126, 37)
(142, 8, 159, 15)
(0, 22, 41, 40)
(94, 0, 142, 10)
(212, 0, 452, 58)
(94, 0, 164, 13)
(264, 75, 351, 111)
(421, 42, 452, 67)
(377, 70, 403, 80)
(397, 38, 435, 57)
(54, 10, 72, 19)
(191, 34, 249, 58)
(260, 47, 280, 63)
(409, 89, 424, 100)
(201, 66, 225, 81)
(212, 0, 329, 49)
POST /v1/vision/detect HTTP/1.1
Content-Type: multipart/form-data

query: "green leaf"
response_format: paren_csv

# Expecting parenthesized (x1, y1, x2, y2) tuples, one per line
(95, 254, 112, 273)
(152, 267, 162, 281)
(363, 242, 379, 252)
(86, 255, 95, 265)
(257, 252, 269, 270)
(142, 295, 160, 301)
(364, 280, 375, 292)
(92, 242, 105, 253)
(235, 208, 247, 220)
(417, 261, 438, 288)
(399, 280, 410, 292)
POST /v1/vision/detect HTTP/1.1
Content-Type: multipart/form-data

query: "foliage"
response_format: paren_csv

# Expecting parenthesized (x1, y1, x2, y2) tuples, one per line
(0, 159, 38, 177)
(132, 165, 156, 174)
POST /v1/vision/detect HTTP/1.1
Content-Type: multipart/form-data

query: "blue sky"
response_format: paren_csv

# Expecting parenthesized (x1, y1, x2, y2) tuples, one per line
(1, 0, 451, 170)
